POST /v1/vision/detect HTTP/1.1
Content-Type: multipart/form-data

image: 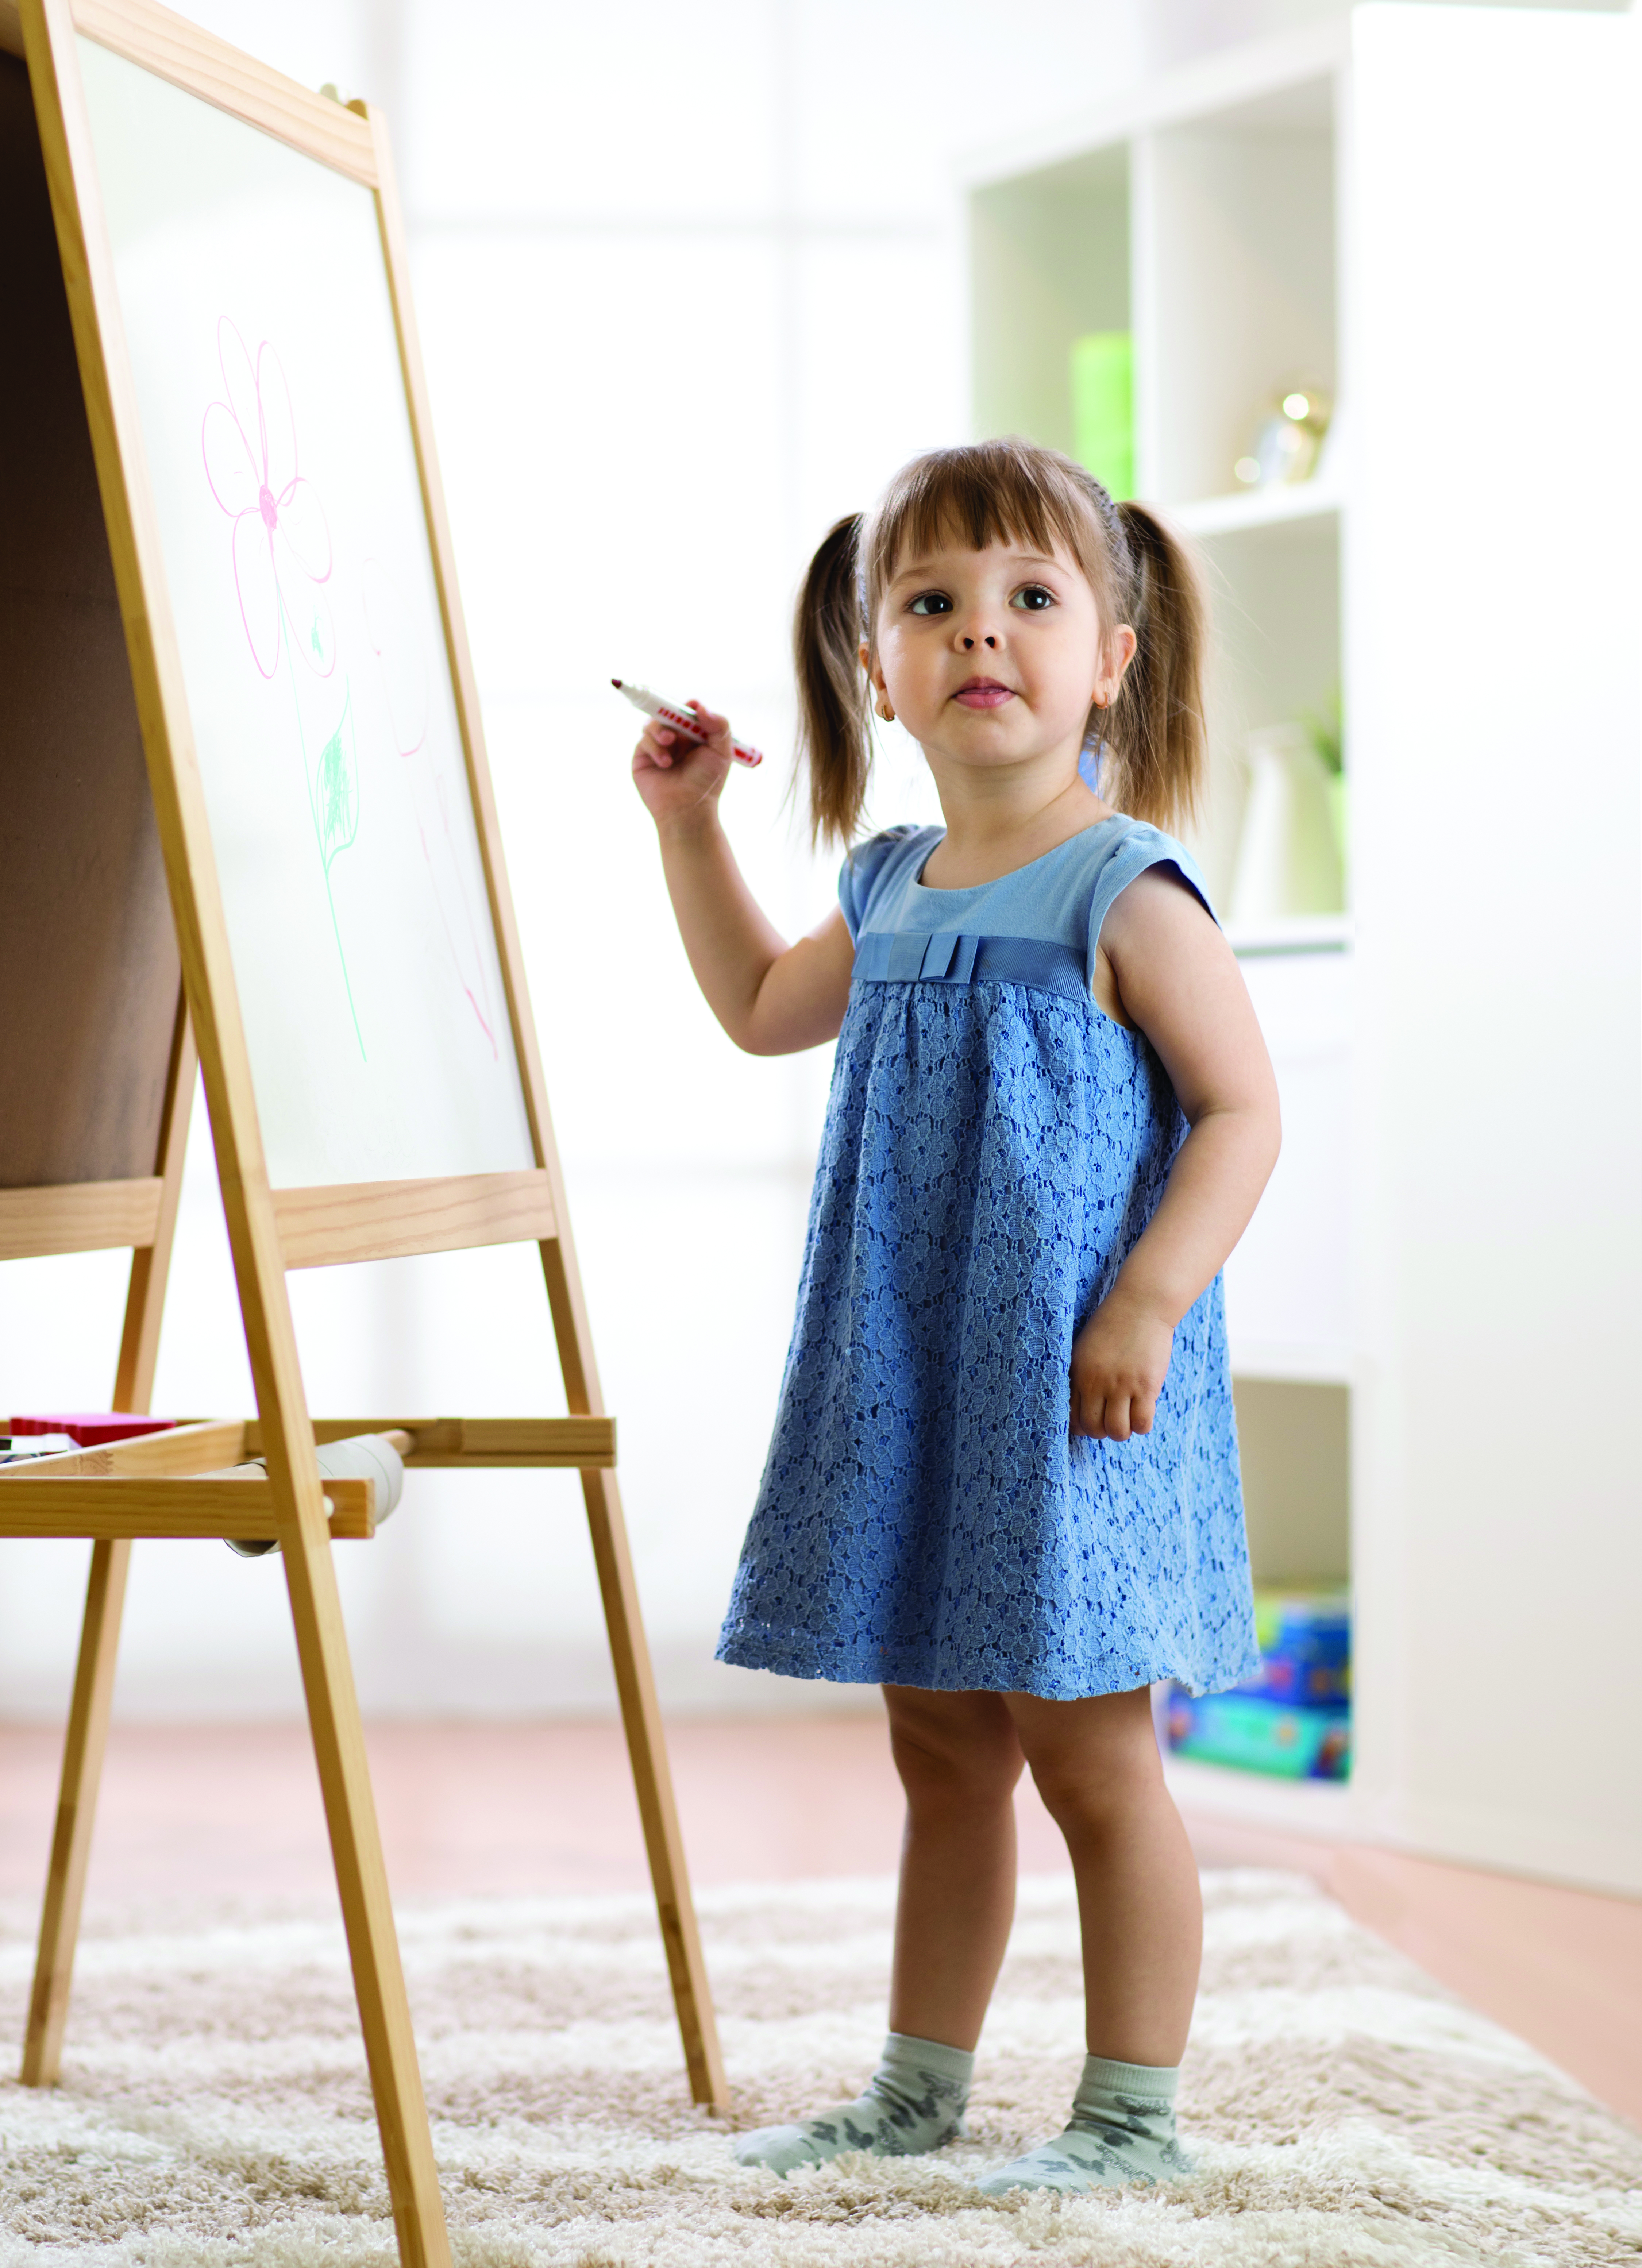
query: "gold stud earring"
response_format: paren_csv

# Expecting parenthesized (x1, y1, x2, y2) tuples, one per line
(876, 698, 895, 722)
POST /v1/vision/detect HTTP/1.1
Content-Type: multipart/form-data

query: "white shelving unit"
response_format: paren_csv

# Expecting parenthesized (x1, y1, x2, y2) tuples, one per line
(964, 7, 1642, 1894)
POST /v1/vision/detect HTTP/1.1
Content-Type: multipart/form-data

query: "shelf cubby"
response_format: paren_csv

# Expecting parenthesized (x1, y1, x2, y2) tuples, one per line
(1136, 76, 1336, 509)
(1232, 1377, 1349, 1586)
(970, 146, 1129, 464)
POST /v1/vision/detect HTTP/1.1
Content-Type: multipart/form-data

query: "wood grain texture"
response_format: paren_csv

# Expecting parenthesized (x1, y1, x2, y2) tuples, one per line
(0, 1178, 162, 1259)
(112, 995, 194, 1404)
(242, 1416, 617, 1467)
(70, 0, 375, 180)
(24, 995, 193, 2086)
(22, 10, 452, 2256)
(0, 1472, 376, 1538)
(7, 1419, 246, 1478)
(582, 1464, 729, 2110)
(272, 1172, 557, 1270)
(20, 1535, 126, 2082)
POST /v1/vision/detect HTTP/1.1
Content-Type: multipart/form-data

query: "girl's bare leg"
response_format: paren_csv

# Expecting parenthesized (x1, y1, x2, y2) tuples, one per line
(1007, 1684, 1200, 2064)
(883, 1685, 1025, 2051)
(733, 1685, 1019, 2174)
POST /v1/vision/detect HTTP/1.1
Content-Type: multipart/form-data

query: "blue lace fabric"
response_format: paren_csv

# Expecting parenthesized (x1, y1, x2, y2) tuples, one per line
(717, 818, 1260, 1701)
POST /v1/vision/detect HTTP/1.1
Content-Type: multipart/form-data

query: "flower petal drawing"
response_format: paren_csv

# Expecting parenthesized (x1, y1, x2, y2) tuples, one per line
(219, 319, 262, 478)
(204, 322, 335, 681)
(275, 477, 333, 583)
(231, 507, 281, 677)
(201, 398, 260, 517)
(201, 315, 365, 1056)
(257, 342, 298, 499)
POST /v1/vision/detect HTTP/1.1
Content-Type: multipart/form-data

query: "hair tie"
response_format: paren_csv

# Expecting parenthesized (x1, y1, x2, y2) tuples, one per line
(1077, 468, 1135, 591)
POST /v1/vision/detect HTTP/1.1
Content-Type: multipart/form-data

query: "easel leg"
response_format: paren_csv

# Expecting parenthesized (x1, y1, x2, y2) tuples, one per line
(582, 1466, 729, 2111)
(22, 999, 195, 2086)
(22, 1538, 130, 2084)
(280, 1521, 451, 2268)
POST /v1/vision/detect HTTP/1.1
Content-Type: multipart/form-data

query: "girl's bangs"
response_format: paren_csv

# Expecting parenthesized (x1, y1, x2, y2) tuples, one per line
(868, 447, 1098, 606)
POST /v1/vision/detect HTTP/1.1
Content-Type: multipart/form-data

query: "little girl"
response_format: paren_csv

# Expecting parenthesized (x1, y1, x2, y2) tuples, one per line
(631, 437, 1279, 2195)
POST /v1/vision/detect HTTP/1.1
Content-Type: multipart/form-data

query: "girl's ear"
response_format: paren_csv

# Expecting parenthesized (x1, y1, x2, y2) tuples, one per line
(1095, 624, 1139, 707)
(861, 639, 888, 698)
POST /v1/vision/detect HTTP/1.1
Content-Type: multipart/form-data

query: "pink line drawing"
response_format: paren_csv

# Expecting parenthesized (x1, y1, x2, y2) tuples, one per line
(362, 557, 499, 1058)
(203, 318, 363, 1055)
(202, 319, 335, 680)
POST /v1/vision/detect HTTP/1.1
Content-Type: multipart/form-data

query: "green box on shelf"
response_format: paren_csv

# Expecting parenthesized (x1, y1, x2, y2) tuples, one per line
(1069, 331, 1133, 499)
(1167, 1690, 1351, 1781)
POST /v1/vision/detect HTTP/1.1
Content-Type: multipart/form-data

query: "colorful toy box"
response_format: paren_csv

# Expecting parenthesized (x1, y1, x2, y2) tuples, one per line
(1167, 1588, 1351, 1781)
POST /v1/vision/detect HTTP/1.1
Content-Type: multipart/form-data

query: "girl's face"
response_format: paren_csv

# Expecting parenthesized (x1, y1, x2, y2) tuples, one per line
(868, 534, 1134, 786)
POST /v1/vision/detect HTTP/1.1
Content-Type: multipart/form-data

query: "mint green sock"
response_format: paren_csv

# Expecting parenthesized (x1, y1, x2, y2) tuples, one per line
(976, 2055, 1193, 2195)
(735, 2031, 972, 2176)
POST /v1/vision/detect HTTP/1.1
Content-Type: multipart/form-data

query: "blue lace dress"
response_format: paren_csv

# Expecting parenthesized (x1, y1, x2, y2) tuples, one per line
(716, 818, 1260, 1701)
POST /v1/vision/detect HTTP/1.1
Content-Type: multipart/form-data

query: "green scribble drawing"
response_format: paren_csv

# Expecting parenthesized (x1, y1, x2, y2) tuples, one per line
(282, 630, 365, 1059)
(316, 695, 361, 872)
(202, 322, 365, 1059)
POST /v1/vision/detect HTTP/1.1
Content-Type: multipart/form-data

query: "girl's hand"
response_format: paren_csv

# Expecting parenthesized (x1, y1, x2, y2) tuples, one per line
(1069, 1288, 1176, 1442)
(631, 700, 735, 833)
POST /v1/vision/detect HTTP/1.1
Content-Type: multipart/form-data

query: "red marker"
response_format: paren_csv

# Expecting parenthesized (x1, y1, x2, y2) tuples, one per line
(612, 679, 763, 768)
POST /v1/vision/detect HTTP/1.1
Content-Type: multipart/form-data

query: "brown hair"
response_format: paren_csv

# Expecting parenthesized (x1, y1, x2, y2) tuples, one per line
(793, 436, 1208, 848)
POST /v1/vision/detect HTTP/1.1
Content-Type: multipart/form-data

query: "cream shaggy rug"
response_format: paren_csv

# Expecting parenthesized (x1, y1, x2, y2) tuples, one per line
(0, 1870, 1638, 2267)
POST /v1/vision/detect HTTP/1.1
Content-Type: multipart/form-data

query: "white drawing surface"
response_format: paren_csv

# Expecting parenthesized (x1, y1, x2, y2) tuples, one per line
(79, 38, 535, 1188)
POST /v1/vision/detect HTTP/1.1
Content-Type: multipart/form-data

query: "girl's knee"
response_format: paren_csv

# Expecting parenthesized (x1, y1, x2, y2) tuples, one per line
(885, 1690, 1022, 1809)
(1012, 1690, 1164, 1827)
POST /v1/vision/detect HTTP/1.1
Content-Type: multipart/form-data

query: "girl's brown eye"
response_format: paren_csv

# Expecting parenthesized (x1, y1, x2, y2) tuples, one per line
(1011, 585, 1055, 612)
(909, 592, 953, 616)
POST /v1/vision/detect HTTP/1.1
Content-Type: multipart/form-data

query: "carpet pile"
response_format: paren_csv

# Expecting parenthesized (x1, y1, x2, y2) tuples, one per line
(0, 1869, 1637, 2265)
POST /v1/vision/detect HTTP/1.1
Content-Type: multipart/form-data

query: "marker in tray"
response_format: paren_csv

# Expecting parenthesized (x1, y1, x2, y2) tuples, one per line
(612, 680, 763, 768)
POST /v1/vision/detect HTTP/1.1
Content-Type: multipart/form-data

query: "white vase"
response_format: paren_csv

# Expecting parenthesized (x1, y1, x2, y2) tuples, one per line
(1230, 725, 1344, 923)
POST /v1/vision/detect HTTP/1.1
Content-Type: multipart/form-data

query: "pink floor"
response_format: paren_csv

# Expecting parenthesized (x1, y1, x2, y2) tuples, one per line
(1, 1717, 1638, 2125)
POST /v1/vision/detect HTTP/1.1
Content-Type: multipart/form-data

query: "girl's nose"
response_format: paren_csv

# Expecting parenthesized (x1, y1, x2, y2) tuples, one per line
(960, 632, 999, 651)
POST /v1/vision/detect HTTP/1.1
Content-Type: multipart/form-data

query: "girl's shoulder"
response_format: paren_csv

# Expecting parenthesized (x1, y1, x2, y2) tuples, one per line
(837, 825, 941, 941)
(952, 815, 1217, 953)
(1085, 818, 1217, 954)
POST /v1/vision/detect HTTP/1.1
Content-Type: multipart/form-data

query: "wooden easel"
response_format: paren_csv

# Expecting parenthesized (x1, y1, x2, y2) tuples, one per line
(0, 5, 725, 2262)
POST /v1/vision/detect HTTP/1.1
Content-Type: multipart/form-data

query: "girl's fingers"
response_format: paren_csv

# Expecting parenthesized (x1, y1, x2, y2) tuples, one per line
(1103, 1396, 1133, 1442)
(635, 724, 679, 769)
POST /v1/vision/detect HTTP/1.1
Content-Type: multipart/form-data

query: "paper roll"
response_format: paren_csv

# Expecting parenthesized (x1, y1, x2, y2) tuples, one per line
(226, 1432, 406, 1558)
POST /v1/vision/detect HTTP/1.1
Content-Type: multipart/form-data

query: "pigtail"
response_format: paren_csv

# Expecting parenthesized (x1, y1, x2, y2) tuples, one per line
(1105, 502, 1208, 833)
(794, 512, 872, 848)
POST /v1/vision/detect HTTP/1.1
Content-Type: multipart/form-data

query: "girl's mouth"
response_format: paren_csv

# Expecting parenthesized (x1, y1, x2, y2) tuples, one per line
(953, 679, 1015, 709)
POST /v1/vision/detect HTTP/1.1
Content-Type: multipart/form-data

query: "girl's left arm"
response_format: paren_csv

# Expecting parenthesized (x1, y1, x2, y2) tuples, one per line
(1073, 869, 1282, 1442)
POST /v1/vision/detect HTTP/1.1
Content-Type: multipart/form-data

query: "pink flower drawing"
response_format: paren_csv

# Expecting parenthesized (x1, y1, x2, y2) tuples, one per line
(202, 319, 335, 679)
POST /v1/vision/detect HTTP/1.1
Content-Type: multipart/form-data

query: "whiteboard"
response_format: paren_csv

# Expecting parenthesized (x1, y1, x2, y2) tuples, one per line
(77, 39, 536, 1190)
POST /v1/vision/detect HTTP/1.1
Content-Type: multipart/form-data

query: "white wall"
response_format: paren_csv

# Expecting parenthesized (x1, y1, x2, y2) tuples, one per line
(1, 0, 1622, 1721)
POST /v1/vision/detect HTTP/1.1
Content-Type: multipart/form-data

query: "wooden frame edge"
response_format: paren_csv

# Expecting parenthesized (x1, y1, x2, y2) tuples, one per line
(66, 0, 375, 180)
(0, 1472, 378, 1538)
(272, 1171, 558, 1270)
(0, 1179, 163, 1260)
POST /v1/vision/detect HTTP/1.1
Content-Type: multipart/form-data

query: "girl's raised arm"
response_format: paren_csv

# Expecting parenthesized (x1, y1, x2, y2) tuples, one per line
(633, 700, 856, 1056)
(1074, 869, 1281, 1441)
